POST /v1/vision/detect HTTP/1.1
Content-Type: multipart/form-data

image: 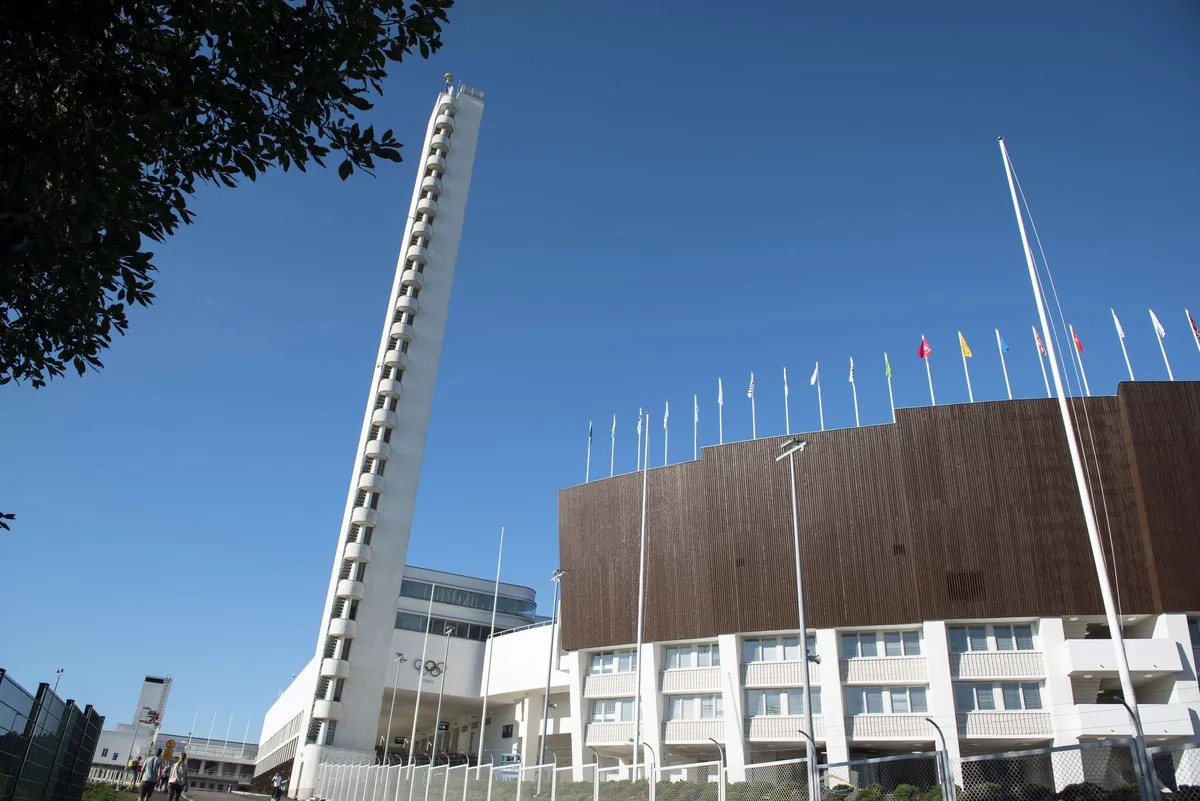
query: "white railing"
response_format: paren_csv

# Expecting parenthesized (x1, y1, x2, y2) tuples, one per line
(744, 715, 826, 741)
(743, 661, 821, 688)
(844, 714, 936, 740)
(661, 667, 722, 693)
(582, 672, 636, 698)
(839, 657, 928, 683)
(584, 721, 634, 746)
(956, 710, 1053, 737)
(949, 651, 1045, 679)
(662, 719, 725, 743)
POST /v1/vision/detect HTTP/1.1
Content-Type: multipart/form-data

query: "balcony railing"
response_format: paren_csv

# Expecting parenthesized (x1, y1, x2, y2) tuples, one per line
(745, 715, 826, 741)
(662, 720, 725, 743)
(743, 661, 821, 688)
(585, 722, 634, 746)
(950, 651, 1045, 679)
(1063, 639, 1181, 676)
(956, 711, 1053, 738)
(840, 657, 927, 684)
(583, 672, 636, 698)
(844, 714, 935, 740)
(661, 667, 721, 693)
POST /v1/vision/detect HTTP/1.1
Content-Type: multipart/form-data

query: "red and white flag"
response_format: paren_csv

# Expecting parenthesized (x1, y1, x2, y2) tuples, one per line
(1071, 325, 1084, 353)
(1034, 326, 1047, 356)
(917, 336, 932, 359)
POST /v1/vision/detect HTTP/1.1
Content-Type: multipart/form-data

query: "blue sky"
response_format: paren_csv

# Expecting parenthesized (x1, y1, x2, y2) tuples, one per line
(2, 1, 1198, 739)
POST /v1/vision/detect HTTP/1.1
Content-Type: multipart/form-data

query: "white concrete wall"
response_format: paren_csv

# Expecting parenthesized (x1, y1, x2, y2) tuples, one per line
(391, 628, 486, 700)
(480, 625, 569, 698)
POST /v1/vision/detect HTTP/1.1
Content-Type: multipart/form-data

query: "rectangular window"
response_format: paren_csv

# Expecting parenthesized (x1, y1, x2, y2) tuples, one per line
(666, 647, 679, 670)
(968, 627, 988, 652)
(949, 627, 968, 654)
(955, 683, 995, 712)
(884, 632, 903, 657)
(1021, 683, 1042, 710)
(590, 699, 635, 722)
(843, 633, 878, 658)
(1014, 625, 1035, 650)
(1188, 619, 1200, 648)
(995, 626, 1015, 651)
(667, 694, 723, 720)
(783, 637, 800, 661)
(591, 650, 637, 674)
(846, 687, 885, 715)
(679, 648, 694, 669)
(761, 637, 781, 662)
(903, 631, 921, 655)
(890, 687, 910, 713)
(744, 639, 762, 664)
(1001, 683, 1023, 710)
(786, 688, 821, 716)
(618, 650, 636, 673)
(102, 749, 109, 757)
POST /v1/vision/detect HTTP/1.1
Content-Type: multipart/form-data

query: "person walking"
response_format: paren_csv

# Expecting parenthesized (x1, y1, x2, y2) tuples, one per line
(167, 753, 188, 801)
(270, 772, 283, 801)
(139, 748, 165, 801)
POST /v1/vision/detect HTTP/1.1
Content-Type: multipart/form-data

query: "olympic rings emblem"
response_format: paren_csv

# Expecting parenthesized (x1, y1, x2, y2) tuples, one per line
(412, 659, 445, 677)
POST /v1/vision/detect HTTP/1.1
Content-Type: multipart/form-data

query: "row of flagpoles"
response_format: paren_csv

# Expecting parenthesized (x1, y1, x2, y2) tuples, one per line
(582, 307, 1200, 482)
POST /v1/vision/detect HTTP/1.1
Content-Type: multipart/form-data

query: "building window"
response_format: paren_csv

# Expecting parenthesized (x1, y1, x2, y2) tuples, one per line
(590, 650, 637, 675)
(845, 687, 885, 714)
(101, 749, 109, 757)
(746, 688, 821, 717)
(398, 579, 537, 621)
(590, 698, 634, 723)
(665, 644, 720, 669)
(949, 624, 1036, 654)
(1188, 619, 1200, 647)
(954, 682, 997, 711)
(501, 725, 513, 739)
(112, 753, 119, 761)
(887, 686, 928, 714)
(844, 631, 921, 658)
(999, 682, 1043, 710)
(743, 636, 815, 663)
(666, 694, 724, 720)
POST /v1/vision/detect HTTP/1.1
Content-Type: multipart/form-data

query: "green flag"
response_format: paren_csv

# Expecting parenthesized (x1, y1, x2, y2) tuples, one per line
(884, 352, 892, 379)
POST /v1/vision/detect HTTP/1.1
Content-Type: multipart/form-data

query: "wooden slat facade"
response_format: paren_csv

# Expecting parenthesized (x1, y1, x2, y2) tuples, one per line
(558, 382, 1200, 653)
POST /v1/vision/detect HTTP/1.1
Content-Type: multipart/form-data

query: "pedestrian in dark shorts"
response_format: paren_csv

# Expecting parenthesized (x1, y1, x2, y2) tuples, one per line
(140, 749, 165, 801)
(167, 753, 188, 801)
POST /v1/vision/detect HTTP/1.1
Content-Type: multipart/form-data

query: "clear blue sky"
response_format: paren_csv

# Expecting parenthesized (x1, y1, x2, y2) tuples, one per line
(3, 1, 1198, 740)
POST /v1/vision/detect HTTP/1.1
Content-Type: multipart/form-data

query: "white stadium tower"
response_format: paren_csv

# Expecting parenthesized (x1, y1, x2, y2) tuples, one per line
(274, 80, 485, 797)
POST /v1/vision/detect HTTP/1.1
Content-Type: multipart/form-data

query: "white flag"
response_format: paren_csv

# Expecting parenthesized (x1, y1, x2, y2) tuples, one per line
(783, 367, 789, 398)
(1150, 308, 1166, 338)
(611, 413, 616, 439)
(848, 357, 855, 384)
(694, 394, 698, 423)
(747, 373, 755, 399)
(718, 378, 723, 406)
(1111, 309, 1125, 339)
(637, 412, 642, 437)
(810, 362, 819, 386)
(664, 400, 669, 429)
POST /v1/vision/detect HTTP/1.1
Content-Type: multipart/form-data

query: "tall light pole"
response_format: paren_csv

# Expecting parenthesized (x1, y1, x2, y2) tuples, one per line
(383, 653, 409, 764)
(707, 738, 726, 801)
(424, 625, 454, 801)
(53, 669, 64, 695)
(776, 437, 818, 801)
(537, 569, 566, 793)
(477, 526, 506, 773)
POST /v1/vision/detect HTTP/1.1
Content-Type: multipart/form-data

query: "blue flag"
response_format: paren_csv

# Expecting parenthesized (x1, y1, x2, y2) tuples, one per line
(999, 335, 1010, 353)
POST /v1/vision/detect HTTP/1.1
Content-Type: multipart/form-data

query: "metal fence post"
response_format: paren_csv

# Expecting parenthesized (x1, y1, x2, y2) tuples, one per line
(592, 763, 599, 801)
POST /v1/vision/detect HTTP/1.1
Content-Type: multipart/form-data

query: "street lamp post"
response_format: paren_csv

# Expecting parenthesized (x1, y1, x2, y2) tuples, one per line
(924, 718, 956, 801)
(383, 653, 409, 764)
(538, 569, 566, 794)
(424, 626, 455, 801)
(776, 438, 818, 801)
(706, 738, 726, 801)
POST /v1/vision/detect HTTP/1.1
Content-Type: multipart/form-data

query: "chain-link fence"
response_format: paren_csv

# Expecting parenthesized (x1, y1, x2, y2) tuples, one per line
(1148, 741, 1200, 795)
(597, 764, 654, 801)
(960, 740, 1141, 801)
(655, 761, 720, 801)
(728, 757, 810, 801)
(0, 669, 104, 801)
(818, 753, 941, 801)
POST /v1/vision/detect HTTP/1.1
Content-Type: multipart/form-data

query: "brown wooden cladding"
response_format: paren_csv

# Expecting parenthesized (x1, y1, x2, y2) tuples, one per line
(558, 383, 1199, 652)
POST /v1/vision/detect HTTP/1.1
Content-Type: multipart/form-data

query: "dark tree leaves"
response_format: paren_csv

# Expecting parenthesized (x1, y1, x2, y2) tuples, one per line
(0, 0, 453, 387)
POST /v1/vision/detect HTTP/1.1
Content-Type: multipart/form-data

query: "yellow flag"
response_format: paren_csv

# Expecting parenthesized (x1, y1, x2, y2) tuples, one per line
(959, 331, 973, 358)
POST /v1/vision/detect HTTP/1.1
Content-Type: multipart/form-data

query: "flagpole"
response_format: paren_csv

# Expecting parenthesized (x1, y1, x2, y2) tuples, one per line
(610, 415, 616, 478)
(663, 402, 669, 466)
(1188, 309, 1200, 355)
(636, 407, 642, 471)
(959, 332, 974, 403)
(407, 582, 437, 798)
(1070, 326, 1092, 396)
(885, 353, 895, 423)
(923, 336, 936, 406)
(585, 422, 592, 483)
(850, 358, 860, 427)
(998, 138, 1146, 769)
(1033, 325, 1051, 398)
(749, 373, 757, 440)
(717, 379, 724, 445)
(1151, 309, 1174, 380)
(631, 411, 650, 776)
(783, 368, 791, 435)
(816, 372, 825, 431)
(693, 395, 698, 461)
(1113, 310, 1134, 382)
(477, 528, 504, 772)
(996, 329, 1012, 400)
